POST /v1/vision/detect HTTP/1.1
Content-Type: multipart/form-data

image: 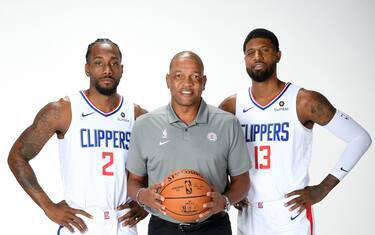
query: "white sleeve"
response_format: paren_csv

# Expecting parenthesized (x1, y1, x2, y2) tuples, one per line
(323, 110, 371, 180)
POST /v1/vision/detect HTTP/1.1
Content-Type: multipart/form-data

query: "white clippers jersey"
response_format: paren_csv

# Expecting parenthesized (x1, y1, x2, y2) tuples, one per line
(236, 83, 313, 203)
(59, 91, 134, 210)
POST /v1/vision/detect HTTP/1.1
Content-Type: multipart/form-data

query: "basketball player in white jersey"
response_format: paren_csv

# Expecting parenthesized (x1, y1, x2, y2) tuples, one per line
(8, 39, 148, 235)
(219, 28, 372, 235)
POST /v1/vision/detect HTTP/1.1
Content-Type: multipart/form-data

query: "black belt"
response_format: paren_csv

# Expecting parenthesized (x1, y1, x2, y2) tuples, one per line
(151, 212, 228, 232)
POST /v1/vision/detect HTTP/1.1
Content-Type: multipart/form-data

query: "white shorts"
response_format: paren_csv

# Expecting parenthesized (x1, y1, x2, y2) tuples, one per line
(57, 207, 137, 235)
(237, 198, 313, 235)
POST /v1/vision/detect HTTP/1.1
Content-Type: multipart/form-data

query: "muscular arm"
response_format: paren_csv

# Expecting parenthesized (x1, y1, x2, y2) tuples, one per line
(286, 89, 371, 213)
(7, 98, 91, 232)
(8, 99, 70, 210)
(218, 95, 236, 115)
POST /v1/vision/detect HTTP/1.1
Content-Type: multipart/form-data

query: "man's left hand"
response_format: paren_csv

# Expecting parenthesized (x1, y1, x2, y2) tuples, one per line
(284, 185, 329, 213)
(117, 201, 148, 227)
(196, 192, 226, 222)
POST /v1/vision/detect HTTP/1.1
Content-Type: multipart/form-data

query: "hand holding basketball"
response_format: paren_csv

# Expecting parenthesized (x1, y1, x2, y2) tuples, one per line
(137, 182, 166, 214)
(197, 191, 227, 222)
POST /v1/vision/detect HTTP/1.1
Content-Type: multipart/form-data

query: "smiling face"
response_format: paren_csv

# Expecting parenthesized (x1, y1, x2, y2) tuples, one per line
(85, 42, 123, 96)
(244, 37, 281, 83)
(166, 53, 206, 109)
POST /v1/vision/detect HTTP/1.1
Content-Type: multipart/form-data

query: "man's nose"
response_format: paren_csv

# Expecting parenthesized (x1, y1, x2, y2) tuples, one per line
(103, 64, 113, 76)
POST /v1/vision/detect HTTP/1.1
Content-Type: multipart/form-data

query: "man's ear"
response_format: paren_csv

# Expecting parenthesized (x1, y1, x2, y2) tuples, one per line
(202, 75, 207, 90)
(276, 50, 282, 63)
(85, 64, 90, 76)
(166, 73, 170, 89)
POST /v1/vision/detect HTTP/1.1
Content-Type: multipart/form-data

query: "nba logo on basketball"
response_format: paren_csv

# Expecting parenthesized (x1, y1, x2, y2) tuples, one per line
(185, 180, 192, 194)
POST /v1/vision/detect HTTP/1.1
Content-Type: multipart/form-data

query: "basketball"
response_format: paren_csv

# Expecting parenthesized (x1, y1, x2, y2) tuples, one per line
(159, 169, 213, 222)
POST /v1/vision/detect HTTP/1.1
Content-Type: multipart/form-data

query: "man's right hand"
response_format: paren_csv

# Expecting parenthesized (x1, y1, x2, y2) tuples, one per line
(44, 200, 92, 233)
(137, 183, 166, 214)
(234, 198, 249, 211)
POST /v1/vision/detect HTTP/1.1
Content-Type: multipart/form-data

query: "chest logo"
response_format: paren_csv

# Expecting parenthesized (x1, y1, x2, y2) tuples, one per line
(159, 129, 170, 146)
(207, 132, 217, 142)
(81, 112, 95, 117)
(243, 107, 254, 113)
(159, 140, 170, 145)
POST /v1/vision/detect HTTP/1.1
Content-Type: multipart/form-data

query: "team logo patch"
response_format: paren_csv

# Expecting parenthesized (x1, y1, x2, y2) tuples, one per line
(207, 132, 217, 142)
(104, 211, 110, 220)
(257, 202, 263, 208)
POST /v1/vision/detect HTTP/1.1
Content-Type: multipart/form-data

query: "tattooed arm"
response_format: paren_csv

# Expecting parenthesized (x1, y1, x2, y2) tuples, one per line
(8, 98, 91, 233)
(284, 89, 339, 213)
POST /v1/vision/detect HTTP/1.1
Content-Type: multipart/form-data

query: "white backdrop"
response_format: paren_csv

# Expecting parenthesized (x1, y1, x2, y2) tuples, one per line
(1, 0, 374, 234)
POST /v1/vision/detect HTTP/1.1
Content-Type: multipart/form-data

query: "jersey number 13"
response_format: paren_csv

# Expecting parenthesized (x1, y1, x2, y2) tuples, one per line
(254, 145, 271, 169)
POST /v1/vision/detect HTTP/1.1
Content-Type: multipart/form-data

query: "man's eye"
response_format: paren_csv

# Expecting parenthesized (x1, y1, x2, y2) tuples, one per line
(192, 74, 200, 80)
(247, 51, 255, 56)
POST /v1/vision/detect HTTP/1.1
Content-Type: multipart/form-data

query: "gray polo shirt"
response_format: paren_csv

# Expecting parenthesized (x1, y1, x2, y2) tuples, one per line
(126, 99, 251, 222)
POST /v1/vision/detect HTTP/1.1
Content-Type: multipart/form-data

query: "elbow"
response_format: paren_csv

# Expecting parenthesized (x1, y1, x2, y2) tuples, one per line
(352, 129, 372, 154)
(363, 131, 372, 150)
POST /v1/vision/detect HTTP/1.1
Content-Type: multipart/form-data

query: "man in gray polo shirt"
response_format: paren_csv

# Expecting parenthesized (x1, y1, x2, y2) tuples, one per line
(126, 51, 251, 235)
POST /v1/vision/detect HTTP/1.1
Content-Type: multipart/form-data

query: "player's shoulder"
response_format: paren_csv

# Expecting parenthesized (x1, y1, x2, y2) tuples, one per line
(297, 88, 328, 106)
(44, 96, 71, 114)
(218, 94, 237, 115)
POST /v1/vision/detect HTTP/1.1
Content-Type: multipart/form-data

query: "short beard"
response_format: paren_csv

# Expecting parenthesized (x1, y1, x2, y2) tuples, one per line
(94, 79, 119, 96)
(247, 62, 276, 83)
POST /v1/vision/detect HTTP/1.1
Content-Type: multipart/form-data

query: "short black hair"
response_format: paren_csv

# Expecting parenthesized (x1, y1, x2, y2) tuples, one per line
(243, 28, 279, 53)
(85, 38, 122, 63)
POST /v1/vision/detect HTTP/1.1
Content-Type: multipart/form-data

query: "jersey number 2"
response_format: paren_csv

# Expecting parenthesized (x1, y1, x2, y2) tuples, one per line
(254, 145, 271, 169)
(102, 152, 114, 176)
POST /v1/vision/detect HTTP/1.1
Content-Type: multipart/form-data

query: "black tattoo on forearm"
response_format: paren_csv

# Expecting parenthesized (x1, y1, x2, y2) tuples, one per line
(13, 159, 43, 195)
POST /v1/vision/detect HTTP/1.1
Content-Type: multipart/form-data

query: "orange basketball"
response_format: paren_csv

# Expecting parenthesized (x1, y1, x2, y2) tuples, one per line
(159, 169, 213, 222)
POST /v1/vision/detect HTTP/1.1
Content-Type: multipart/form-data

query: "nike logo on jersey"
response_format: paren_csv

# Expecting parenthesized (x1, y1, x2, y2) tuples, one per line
(159, 140, 170, 146)
(340, 167, 349, 173)
(290, 212, 302, 220)
(243, 107, 254, 113)
(81, 112, 95, 117)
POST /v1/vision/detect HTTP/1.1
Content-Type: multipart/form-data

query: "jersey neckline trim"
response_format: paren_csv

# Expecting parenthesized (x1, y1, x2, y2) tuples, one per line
(79, 91, 124, 117)
(248, 82, 291, 110)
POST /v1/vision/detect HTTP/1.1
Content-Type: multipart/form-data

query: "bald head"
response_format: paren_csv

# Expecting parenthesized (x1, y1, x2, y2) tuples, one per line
(169, 51, 204, 73)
